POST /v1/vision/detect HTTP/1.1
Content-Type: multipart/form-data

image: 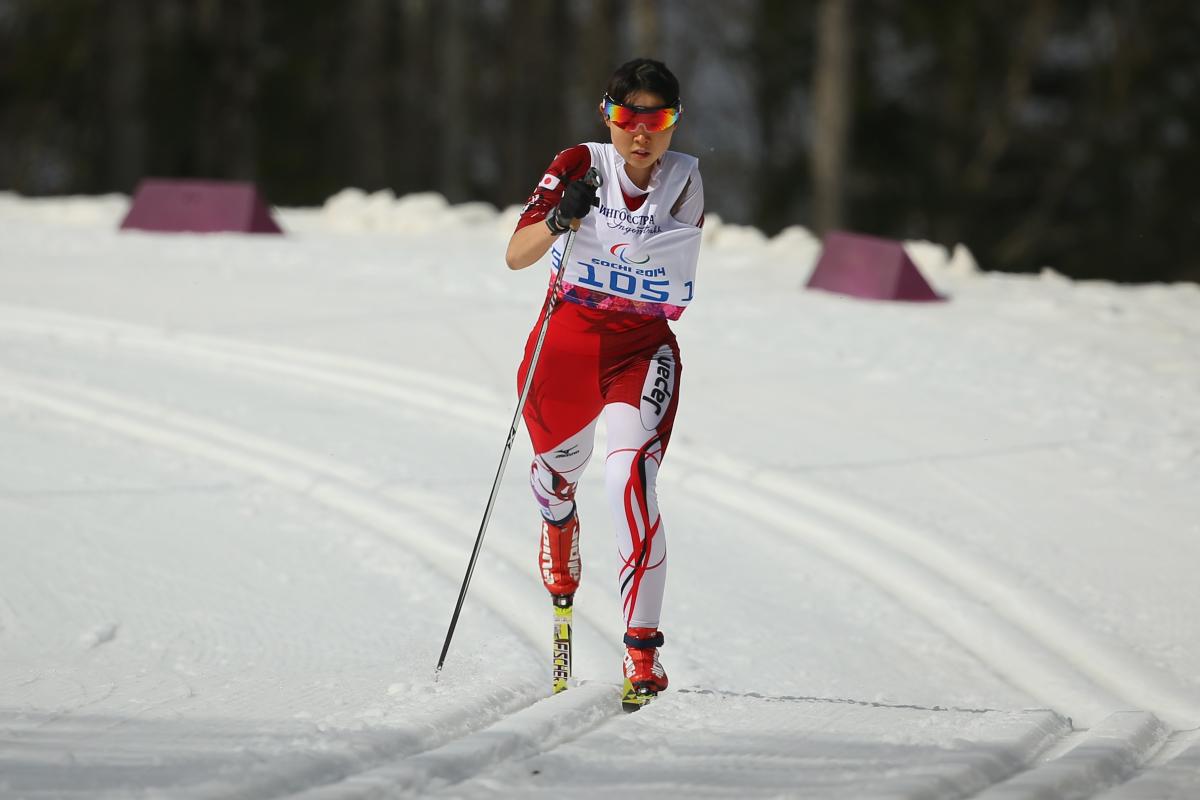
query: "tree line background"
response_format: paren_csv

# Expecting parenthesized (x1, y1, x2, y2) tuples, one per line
(1, 0, 1197, 283)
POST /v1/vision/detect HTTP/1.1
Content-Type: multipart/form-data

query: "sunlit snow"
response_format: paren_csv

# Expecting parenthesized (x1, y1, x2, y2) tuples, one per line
(1, 190, 1198, 798)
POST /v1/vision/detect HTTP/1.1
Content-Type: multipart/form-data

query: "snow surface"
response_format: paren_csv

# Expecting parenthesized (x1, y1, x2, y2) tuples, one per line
(1, 188, 1199, 798)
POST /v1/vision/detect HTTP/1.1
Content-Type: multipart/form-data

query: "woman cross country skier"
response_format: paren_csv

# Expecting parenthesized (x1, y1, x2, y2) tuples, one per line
(505, 58, 704, 709)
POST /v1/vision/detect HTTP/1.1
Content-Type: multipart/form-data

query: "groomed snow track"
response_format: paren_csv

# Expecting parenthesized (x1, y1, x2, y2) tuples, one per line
(3, 303, 1199, 798)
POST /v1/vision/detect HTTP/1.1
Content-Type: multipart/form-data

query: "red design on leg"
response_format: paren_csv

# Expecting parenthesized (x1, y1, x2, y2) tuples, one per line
(617, 435, 666, 625)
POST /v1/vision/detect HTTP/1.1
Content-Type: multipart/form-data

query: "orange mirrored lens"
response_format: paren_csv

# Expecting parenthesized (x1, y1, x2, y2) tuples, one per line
(603, 98, 680, 133)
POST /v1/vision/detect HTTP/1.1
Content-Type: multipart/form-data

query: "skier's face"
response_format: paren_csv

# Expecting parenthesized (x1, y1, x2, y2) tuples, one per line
(601, 90, 676, 179)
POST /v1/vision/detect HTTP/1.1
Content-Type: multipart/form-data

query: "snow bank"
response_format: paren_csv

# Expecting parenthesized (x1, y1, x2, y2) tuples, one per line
(0, 190, 850, 274)
(6, 189, 1200, 300)
(316, 189, 500, 235)
(0, 190, 129, 227)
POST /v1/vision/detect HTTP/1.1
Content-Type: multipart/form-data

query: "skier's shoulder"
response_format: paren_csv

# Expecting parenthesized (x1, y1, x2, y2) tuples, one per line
(546, 144, 595, 182)
(661, 149, 700, 177)
(518, 144, 596, 231)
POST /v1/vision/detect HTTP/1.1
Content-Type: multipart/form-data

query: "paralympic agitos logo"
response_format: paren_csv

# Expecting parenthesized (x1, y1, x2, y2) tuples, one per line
(609, 243, 650, 266)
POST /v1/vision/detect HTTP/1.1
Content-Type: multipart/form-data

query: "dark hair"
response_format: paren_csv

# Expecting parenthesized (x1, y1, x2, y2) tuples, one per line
(605, 58, 680, 108)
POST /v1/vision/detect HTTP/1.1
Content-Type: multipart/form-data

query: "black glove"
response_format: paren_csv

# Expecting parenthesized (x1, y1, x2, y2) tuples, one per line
(546, 178, 600, 235)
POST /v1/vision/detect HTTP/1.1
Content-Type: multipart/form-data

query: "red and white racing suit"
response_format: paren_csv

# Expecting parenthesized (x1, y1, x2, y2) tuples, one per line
(516, 142, 704, 628)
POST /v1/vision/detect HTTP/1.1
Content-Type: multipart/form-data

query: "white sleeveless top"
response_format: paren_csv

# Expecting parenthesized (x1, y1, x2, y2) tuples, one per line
(549, 143, 703, 319)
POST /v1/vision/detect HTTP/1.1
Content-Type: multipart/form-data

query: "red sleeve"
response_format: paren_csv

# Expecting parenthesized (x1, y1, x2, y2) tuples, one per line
(515, 144, 592, 231)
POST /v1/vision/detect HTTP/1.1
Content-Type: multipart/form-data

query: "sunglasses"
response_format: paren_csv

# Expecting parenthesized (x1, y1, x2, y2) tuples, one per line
(602, 95, 681, 133)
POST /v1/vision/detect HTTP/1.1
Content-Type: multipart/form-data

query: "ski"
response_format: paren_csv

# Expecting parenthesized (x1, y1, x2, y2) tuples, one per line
(551, 595, 572, 694)
(621, 679, 657, 712)
(550, 595, 659, 711)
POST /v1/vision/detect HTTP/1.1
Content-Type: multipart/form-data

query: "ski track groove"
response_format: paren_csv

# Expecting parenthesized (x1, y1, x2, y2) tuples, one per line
(7, 307, 1191, 719)
(745, 468, 1200, 727)
(0, 306, 622, 662)
(0, 318, 632, 797)
(0, 366, 617, 667)
(681, 471, 1131, 720)
(286, 682, 621, 800)
(0, 371, 622, 799)
(966, 711, 1170, 800)
(3, 304, 1199, 795)
(1097, 727, 1200, 799)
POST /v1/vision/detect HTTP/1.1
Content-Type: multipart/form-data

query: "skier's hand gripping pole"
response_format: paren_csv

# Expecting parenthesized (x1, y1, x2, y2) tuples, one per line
(436, 167, 603, 677)
(545, 175, 600, 235)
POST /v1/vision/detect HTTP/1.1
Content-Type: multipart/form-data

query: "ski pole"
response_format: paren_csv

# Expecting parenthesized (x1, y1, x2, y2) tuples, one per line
(436, 168, 602, 676)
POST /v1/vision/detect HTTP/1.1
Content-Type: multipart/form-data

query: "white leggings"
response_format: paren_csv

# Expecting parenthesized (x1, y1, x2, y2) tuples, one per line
(529, 402, 668, 628)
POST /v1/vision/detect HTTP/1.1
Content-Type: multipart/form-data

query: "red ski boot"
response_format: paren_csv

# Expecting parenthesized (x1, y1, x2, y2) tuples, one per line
(539, 513, 581, 599)
(621, 627, 667, 711)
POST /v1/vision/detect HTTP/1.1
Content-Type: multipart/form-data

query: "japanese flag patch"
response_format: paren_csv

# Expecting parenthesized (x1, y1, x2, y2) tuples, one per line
(538, 173, 561, 191)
